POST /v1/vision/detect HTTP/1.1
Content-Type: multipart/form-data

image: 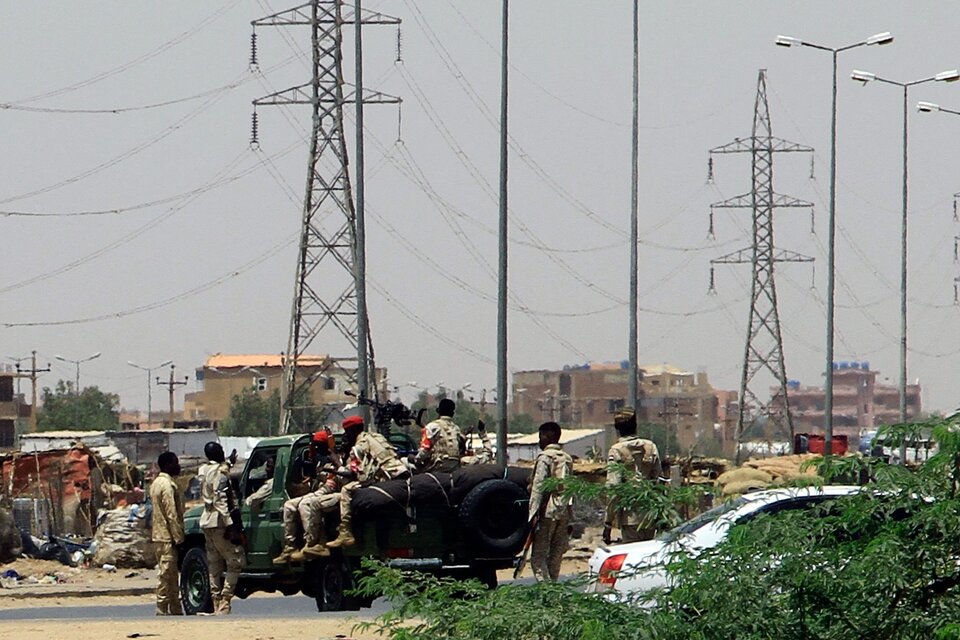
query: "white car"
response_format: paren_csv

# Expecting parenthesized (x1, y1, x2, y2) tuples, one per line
(587, 485, 861, 599)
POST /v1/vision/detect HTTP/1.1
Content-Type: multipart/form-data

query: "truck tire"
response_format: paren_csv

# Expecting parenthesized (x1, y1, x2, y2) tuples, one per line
(179, 546, 213, 615)
(458, 479, 529, 557)
(313, 557, 363, 612)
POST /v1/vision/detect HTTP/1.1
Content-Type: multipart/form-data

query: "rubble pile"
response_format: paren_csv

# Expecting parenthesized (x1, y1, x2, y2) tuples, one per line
(91, 506, 156, 569)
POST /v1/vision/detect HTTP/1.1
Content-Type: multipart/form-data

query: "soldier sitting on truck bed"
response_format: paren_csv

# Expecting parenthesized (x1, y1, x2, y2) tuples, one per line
(272, 430, 343, 564)
(413, 398, 464, 473)
(326, 415, 411, 549)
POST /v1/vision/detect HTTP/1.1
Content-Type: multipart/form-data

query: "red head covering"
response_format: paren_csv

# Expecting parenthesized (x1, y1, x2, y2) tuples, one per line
(341, 415, 365, 430)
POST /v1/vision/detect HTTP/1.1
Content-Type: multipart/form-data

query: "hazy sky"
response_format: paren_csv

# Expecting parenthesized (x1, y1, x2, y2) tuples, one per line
(3, 1, 960, 417)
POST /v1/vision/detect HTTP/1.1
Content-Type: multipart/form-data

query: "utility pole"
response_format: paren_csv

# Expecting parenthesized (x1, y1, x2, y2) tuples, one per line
(156, 365, 188, 428)
(628, 0, 640, 414)
(250, 0, 400, 434)
(708, 70, 814, 463)
(16, 352, 49, 433)
(657, 397, 696, 459)
(496, 0, 510, 466)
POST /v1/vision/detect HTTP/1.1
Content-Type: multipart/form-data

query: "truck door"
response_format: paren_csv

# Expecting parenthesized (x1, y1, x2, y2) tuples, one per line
(239, 447, 284, 570)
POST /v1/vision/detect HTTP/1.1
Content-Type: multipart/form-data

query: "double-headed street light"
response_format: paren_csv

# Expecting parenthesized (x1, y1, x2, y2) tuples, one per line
(775, 31, 893, 456)
(852, 67, 960, 457)
(128, 359, 172, 425)
(55, 352, 101, 395)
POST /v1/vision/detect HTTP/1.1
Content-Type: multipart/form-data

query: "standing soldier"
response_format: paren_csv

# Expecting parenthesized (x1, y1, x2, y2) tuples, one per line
(327, 415, 410, 548)
(414, 398, 463, 472)
(603, 408, 662, 544)
(199, 442, 246, 615)
(150, 451, 184, 616)
(527, 421, 574, 583)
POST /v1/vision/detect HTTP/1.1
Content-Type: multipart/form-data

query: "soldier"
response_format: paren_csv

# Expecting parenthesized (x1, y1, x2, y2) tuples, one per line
(327, 415, 410, 548)
(149, 451, 184, 616)
(460, 420, 494, 465)
(528, 421, 574, 583)
(199, 441, 246, 615)
(272, 430, 341, 564)
(414, 398, 463, 472)
(603, 408, 663, 544)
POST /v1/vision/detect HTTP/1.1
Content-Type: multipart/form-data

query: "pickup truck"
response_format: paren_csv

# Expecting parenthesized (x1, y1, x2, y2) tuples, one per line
(179, 433, 530, 613)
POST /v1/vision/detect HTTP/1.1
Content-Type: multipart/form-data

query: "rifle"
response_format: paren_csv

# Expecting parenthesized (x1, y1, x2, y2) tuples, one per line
(513, 498, 547, 579)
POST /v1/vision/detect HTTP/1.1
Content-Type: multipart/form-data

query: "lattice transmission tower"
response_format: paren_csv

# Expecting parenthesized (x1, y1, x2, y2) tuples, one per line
(251, 1, 399, 434)
(707, 69, 814, 461)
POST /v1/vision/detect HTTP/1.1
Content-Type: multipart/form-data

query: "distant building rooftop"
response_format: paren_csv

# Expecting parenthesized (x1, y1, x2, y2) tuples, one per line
(204, 353, 329, 369)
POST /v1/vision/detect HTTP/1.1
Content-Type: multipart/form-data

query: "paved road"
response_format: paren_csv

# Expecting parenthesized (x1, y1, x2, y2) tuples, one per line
(0, 592, 390, 621)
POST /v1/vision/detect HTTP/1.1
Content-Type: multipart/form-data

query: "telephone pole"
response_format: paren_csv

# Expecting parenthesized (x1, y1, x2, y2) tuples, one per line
(156, 364, 188, 428)
(250, 0, 400, 434)
(708, 70, 814, 463)
(17, 351, 49, 433)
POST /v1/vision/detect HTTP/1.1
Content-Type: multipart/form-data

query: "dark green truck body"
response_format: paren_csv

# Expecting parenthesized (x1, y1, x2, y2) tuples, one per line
(179, 434, 529, 613)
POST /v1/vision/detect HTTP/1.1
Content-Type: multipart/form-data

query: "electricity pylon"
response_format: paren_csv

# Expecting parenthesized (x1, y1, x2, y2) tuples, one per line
(707, 69, 814, 462)
(251, 1, 399, 434)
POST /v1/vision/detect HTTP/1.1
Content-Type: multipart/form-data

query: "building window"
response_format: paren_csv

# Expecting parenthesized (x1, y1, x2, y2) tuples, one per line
(255, 377, 267, 391)
(324, 377, 336, 391)
(607, 399, 625, 413)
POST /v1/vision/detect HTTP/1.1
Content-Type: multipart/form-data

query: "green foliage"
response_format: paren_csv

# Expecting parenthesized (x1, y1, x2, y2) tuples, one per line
(636, 422, 679, 458)
(37, 380, 119, 431)
(509, 412, 537, 434)
(220, 388, 281, 436)
(354, 561, 654, 640)
(358, 411, 960, 640)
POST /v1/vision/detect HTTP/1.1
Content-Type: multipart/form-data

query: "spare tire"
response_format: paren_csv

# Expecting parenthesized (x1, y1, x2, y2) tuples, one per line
(457, 479, 529, 557)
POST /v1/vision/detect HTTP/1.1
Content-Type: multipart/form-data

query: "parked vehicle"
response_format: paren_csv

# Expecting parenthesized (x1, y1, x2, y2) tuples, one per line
(179, 428, 530, 613)
(587, 485, 861, 599)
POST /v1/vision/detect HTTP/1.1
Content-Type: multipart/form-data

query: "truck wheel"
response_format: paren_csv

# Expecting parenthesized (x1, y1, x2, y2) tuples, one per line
(314, 559, 362, 612)
(179, 546, 213, 615)
(458, 479, 528, 557)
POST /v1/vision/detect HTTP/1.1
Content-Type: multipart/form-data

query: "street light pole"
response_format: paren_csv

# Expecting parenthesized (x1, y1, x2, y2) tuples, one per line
(775, 32, 892, 456)
(128, 359, 172, 425)
(851, 67, 959, 462)
(54, 352, 101, 428)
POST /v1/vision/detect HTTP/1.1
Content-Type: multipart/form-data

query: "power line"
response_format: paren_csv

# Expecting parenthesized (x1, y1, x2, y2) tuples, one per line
(6, 0, 243, 106)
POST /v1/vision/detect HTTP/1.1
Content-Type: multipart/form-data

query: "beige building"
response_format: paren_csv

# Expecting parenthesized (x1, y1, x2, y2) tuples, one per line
(511, 362, 734, 454)
(0, 369, 31, 450)
(187, 353, 387, 426)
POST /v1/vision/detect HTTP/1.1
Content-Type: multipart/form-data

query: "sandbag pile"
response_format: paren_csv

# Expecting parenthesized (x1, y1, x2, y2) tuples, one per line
(716, 454, 822, 496)
(91, 506, 156, 569)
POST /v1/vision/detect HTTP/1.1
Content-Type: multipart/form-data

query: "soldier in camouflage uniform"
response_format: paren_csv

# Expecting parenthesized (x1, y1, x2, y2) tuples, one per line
(327, 416, 411, 548)
(603, 408, 663, 544)
(414, 398, 463, 473)
(199, 442, 246, 615)
(528, 421, 574, 583)
(149, 451, 184, 616)
(271, 431, 341, 564)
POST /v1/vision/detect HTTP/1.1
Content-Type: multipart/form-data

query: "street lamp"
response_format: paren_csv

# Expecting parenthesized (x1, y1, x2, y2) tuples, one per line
(55, 352, 101, 395)
(128, 359, 172, 424)
(55, 352, 101, 429)
(917, 101, 960, 116)
(851, 67, 959, 454)
(775, 31, 893, 457)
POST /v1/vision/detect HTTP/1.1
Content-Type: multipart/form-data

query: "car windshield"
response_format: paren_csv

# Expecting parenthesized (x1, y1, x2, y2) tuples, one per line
(657, 496, 748, 542)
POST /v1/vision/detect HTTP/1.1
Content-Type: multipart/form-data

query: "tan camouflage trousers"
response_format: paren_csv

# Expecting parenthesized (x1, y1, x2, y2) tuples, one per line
(203, 528, 246, 612)
(298, 489, 339, 546)
(530, 516, 569, 583)
(154, 542, 181, 615)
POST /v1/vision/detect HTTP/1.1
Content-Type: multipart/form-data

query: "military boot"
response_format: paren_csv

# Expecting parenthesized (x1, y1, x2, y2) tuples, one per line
(272, 546, 296, 565)
(289, 546, 308, 562)
(302, 543, 331, 558)
(326, 521, 355, 548)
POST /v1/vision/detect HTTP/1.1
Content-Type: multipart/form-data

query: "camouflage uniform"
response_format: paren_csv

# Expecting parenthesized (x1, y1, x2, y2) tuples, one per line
(528, 444, 573, 583)
(415, 416, 463, 472)
(199, 460, 246, 614)
(149, 471, 184, 615)
(606, 435, 662, 542)
(328, 431, 410, 548)
(461, 430, 494, 465)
